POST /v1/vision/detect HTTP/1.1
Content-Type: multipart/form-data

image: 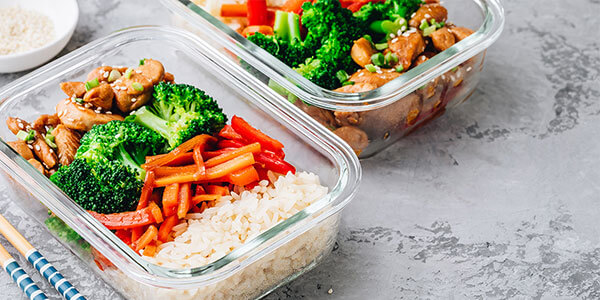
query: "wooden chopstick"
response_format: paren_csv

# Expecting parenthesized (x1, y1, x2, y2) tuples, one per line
(0, 242, 48, 300)
(0, 214, 86, 300)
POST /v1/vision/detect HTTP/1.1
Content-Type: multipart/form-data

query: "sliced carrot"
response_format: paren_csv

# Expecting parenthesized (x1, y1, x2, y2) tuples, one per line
(227, 166, 259, 186)
(193, 144, 206, 176)
(155, 172, 200, 187)
(205, 185, 229, 196)
(203, 148, 237, 159)
(191, 194, 221, 205)
(154, 165, 198, 177)
(143, 135, 215, 169)
(136, 171, 155, 210)
(218, 139, 246, 149)
(205, 152, 255, 180)
(148, 201, 164, 223)
(199, 201, 208, 213)
(143, 242, 157, 257)
(134, 225, 158, 252)
(221, 3, 247, 17)
(145, 152, 194, 166)
(177, 183, 192, 219)
(162, 183, 179, 217)
(205, 142, 261, 168)
(158, 215, 179, 243)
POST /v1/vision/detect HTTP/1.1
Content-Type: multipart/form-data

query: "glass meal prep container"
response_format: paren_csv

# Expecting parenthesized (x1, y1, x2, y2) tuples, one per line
(0, 26, 361, 300)
(161, 0, 505, 157)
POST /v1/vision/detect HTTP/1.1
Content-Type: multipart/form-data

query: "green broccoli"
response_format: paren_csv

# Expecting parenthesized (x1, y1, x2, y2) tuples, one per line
(45, 215, 89, 250)
(128, 82, 227, 150)
(354, 0, 423, 25)
(76, 120, 166, 180)
(50, 159, 143, 213)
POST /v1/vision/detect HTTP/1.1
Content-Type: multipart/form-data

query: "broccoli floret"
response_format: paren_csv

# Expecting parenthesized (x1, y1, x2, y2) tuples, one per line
(129, 82, 227, 150)
(354, 0, 423, 24)
(44, 215, 89, 250)
(50, 159, 143, 213)
(76, 120, 166, 180)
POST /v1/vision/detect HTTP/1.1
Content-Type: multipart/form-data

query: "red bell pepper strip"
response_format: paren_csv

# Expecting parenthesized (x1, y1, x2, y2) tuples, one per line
(218, 139, 246, 149)
(89, 207, 155, 230)
(195, 184, 206, 195)
(281, 0, 310, 14)
(255, 151, 296, 174)
(219, 125, 245, 141)
(115, 229, 132, 245)
(247, 0, 268, 26)
(231, 115, 284, 153)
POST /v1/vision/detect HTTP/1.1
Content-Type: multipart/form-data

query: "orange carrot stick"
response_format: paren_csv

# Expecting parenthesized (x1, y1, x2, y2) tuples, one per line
(154, 172, 200, 187)
(193, 144, 206, 176)
(177, 183, 192, 219)
(157, 215, 179, 242)
(144, 135, 215, 169)
(205, 142, 261, 168)
(191, 194, 221, 205)
(154, 165, 198, 177)
(134, 225, 158, 252)
(136, 171, 155, 210)
(227, 166, 259, 186)
(148, 201, 164, 223)
(205, 185, 229, 196)
(205, 152, 255, 180)
(143, 242, 157, 257)
(162, 183, 179, 217)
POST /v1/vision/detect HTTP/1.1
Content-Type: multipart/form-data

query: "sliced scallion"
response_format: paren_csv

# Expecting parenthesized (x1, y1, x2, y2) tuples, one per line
(107, 69, 122, 82)
(385, 52, 399, 66)
(44, 133, 57, 149)
(139, 59, 145, 66)
(124, 68, 133, 79)
(84, 78, 99, 91)
(336, 70, 350, 83)
(342, 81, 355, 86)
(132, 82, 144, 92)
(16, 130, 34, 142)
(375, 42, 389, 51)
(365, 64, 377, 73)
(419, 19, 429, 31)
(395, 66, 405, 72)
(75, 98, 84, 104)
(423, 24, 437, 36)
(371, 53, 385, 66)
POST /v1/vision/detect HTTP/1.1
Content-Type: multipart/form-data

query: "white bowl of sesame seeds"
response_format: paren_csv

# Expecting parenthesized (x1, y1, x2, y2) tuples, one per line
(0, 0, 78, 73)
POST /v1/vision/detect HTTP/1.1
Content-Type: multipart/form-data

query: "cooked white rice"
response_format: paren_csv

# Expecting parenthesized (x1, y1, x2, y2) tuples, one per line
(144, 171, 328, 269)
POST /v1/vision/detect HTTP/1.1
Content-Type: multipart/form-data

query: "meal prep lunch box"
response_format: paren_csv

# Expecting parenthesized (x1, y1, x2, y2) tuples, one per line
(0, 26, 361, 299)
(162, 0, 505, 157)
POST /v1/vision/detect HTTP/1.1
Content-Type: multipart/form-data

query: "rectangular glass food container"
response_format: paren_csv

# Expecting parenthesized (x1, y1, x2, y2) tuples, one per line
(161, 0, 505, 157)
(0, 26, 361, 299)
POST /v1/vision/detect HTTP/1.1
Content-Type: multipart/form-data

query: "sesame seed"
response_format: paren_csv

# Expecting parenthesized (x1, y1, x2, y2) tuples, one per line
(115, 79, 122, 83)
(376, 70, 382, 74)
(35, 145, 40, 151)
(106, 111, 112, 115)
(131, 98, 137, 102)
(18, 122, 24, 129)
(401, 26, 406, 31)
(441, 75, 446, 80)
(397, 29, 403, 36)
(103, 72, 109, 78)
(450, 75, 456, 82)
(67, 118, 75, 122)
(358, 72, 365, 77)
(389, 33, 396, 38)
(466, 66, 472, 72)
(84, 103, 91, 108)
(411, 12, 416, 18)
(27, 144, 33, 149)
(391, 38, 398, 43)
(42, 162, 48, 168)
(424, 14, 431, 18)
(77, 106, 85, 111)
(135, 70, 142, 74)
(49, 149, 54, 153)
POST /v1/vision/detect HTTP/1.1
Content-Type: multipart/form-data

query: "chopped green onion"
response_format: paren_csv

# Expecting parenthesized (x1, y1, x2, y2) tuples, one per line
(107, 69, 122, 82)
(369, 20, 385, 34)
(375, 42, 388, 51)
(363, 35, 373, 43)
(451, 66, 458, 72)
(84, 78, 99, 91)
(395, 66, 404, 72)
(287, 93, 297, 104)
(124, 68, 133, 79)
(268, 79, 289, 96)
(75, 98, 84, 104)
(371, 53, 385, 66)
(394, 17, 407, 26)
(419, 19, 429, 31)
(139, 59, 145, 66)
(423, 24, 437, 36)
(385, 52, 399, 66)
(132, 82, 144, 92)
(438, 21, 445, 28)
(16, 130, 35, 142)
(342, 81, 355, 86)
(365, 64, 377, 73)
(336, 70, 350, 83)
(44, 133, 57, 149)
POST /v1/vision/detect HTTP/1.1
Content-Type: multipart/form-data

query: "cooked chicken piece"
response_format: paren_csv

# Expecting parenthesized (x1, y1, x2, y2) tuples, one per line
(334, 111, 364, 126)
(334, 82, 377, 93)
(388, 32, 425, 70)
(360, 93, 422, 137)
(7, 141, 34, 160)
(409, 4, 448, 28)
(333, 126, 369, 155)
(60, 82, 86, 98)
(27, 159, 47, 176)
(294, 102, 337, 129)
(31, 131, 58, 169)
(53, 124, 80, 166)
(164, 72, 175, 83)
(87, 66, 114, 83)
(56, 98, 123, 131)
(348, 69, 402, 88)
(430, 27, 456, 51)
(112, 72, 153, 113)
(449, 26, 474, 42)
(351, 38, 377, 68)
(137, 59, 165, 84)
(413, 51, 436, 67)
(32, 114, 60, 134)
(6, 117, 31, 134)
(83, 83, 114, 110)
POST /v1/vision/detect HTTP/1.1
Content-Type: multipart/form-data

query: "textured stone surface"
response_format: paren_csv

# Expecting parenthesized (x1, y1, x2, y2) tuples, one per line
(1, 0, 599, 299)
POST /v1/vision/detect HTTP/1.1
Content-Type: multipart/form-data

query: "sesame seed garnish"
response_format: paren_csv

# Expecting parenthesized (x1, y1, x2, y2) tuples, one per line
(466, 66, 472, 72)
(84, 103, 91, 108)
(424, 14, 431, 18)
(397, 29, 403, 36)
(389, 33, 396, 38)
(106, 111, 112, 115)
(77, 106, 85, 111)
(131, 98, 137, 102)
(67, 118, 75, 122)
(441, 75, 446, 80)
(450, 75, 456, 82)
(391, 38, 398, 43)
(18, 122, 24, 129)
(27, 144, 33, 149)
(411, 12, 416, 18)
(135, 70, 142, 74)
(401, 26, 406, 31)
(115, 79, 122, 83)
(35, 145, 40, 151)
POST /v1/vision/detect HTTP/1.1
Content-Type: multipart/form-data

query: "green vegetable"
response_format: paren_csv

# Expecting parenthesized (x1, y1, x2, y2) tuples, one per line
(375, 42, 389, 51)
(124, 68, 133, 79)
(132, 82, 144, 92)
(371, 53, 385, 66)
(75, 98, 84, 104)
(342, 81, 355, 86)
(396, 65, 405, 72)
(419, 19, 429, 31)
(139, 59, 146, 66)
(336, 70, 350, 83)
(354, 0, 423, 25)
(128, 82, 227, 150)
(44, 132, 57, 149)
(365, 64, 377, 72)
(287, 93, 298, 104)
(108, 70, 121, 82)
(423, 24, 436, 36)
(16, 130, 35, 142)
(385, 52, 399, 66)
(85, 78, 99, 91)
(45, 215, 89, 250)
(363, 34, 373, 43)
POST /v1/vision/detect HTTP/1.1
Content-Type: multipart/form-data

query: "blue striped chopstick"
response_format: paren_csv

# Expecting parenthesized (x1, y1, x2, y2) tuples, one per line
(0, 214, 86, 300)
(0, 243, 48, 300)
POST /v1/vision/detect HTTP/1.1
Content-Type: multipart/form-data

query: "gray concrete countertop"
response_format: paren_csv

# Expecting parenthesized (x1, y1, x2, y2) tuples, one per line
(1, 0, 599, 299)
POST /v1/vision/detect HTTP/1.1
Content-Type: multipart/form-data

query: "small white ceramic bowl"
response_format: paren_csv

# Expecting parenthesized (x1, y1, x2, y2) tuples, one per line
(0, 0, 79, 73)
